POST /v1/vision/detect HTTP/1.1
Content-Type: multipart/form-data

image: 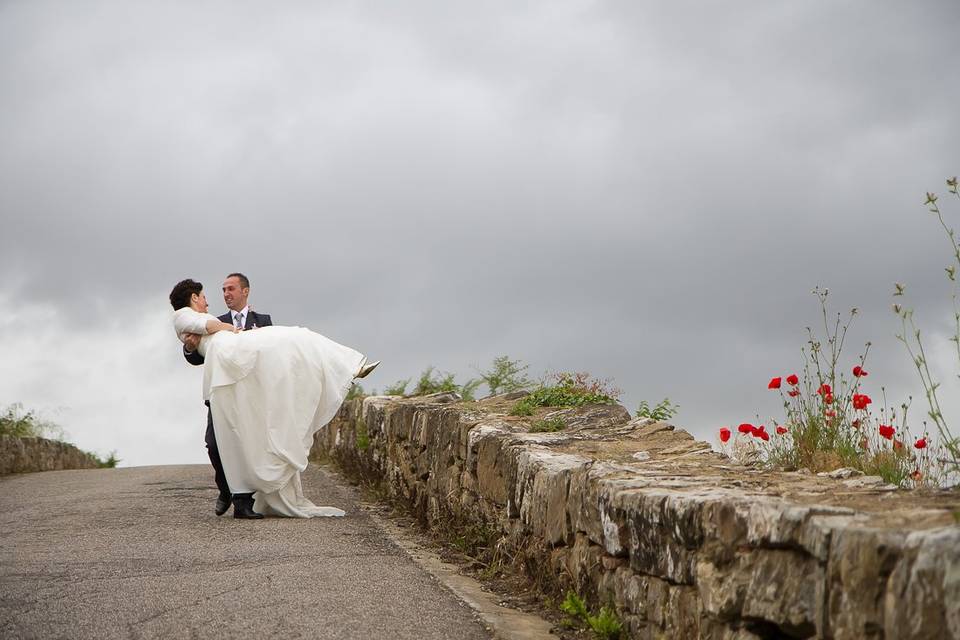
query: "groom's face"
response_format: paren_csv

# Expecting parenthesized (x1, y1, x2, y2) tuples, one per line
(222, 276, 249, 312)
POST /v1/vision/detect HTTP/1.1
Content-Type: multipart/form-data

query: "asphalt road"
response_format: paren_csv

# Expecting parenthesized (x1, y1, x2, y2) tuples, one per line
(0, 464, 492, 640)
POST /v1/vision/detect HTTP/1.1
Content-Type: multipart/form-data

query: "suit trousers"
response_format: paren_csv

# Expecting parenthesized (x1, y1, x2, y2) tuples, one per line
(204, 403, 231, 498)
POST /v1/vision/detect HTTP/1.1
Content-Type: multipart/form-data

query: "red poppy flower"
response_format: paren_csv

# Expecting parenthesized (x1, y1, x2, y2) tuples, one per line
(786, 374, 799, 386)
(911, 469, 922, 481)
(824, 410, 836, 418)
(738, 423, 754, 434)
(852, 366, 868, 378)
(851, 419, 861, 429)
(768, 377, 782, 390)
(878, 424, 895, 440)
(817, 383, 832, 396)
(787, 389, 800, 398)
(757, 429, 770, 442)
(824, 393, 834, 405)
(719, 427, 731, 443)
(914, 438, 927, 449)
(776, 425, 788, 435)
(852, 394, 872, 410)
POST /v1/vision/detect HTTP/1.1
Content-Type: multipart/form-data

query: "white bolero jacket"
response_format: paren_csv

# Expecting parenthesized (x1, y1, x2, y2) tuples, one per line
(173, 307, 258, 399)
(172, 307, 220, 356)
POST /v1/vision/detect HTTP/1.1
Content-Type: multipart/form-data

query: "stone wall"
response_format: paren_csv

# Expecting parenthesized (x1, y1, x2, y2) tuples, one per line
(0, 436, 100, 475)
(311, 393, 960, 639)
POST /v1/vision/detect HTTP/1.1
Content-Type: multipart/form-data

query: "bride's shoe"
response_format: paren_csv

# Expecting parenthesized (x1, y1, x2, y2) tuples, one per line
(356, 360, 380, 379)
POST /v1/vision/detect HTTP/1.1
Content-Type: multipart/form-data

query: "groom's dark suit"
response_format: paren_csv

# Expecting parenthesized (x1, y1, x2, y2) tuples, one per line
(183, 310, 273, 500)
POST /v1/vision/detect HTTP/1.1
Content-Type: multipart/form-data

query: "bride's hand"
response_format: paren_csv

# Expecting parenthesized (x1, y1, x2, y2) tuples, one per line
(214, 321, 240, 334)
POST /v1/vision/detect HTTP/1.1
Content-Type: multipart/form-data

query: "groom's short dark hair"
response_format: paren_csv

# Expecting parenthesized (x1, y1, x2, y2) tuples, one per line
(227, 272, 249, 289)
(169, 279, 203, 310)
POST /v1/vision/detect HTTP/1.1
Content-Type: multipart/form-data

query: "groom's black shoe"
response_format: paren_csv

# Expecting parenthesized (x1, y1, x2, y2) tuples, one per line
(215, 493, 231, 516)
(232, 494, 264, 519)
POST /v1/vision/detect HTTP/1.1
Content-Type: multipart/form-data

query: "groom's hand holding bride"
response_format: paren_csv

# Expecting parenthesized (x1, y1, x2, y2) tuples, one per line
(183, 333, 202, 352)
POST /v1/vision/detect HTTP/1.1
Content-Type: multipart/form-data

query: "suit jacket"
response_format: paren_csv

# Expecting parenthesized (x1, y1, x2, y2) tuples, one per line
(183, 309, 274, 366)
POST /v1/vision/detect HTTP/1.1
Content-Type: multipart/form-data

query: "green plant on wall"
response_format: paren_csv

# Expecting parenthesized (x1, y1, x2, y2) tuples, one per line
(560, 592, 623, 640)
(383, 378, 410, 396)
(636, 398, 679, 421)
(346, 384, 366, 401)
(355, 419, 370, 451)
(529, 417, 565, 433)
(476, 356, 532, 396)
(511, 372, 620, 416)
(0, 403, 63, 439)
(892, 178, 960, 476)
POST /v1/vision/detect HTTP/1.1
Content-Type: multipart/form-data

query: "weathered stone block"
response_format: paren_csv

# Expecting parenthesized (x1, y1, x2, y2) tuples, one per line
(518, 449, 589, 545)
(884, 526, 960, 640)
(740, 549, 820, 638)
(696, 557, 747, 620)
(473, 425, 512, 506)
(826, 527, 904, 639)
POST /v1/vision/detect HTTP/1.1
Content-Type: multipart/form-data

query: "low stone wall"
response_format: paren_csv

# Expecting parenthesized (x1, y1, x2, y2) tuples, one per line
(311, 393, 960, 639)
(0, 436, 99, 475)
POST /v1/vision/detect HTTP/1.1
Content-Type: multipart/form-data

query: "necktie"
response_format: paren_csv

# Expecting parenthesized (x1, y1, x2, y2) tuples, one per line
(235, 313, 244, 330)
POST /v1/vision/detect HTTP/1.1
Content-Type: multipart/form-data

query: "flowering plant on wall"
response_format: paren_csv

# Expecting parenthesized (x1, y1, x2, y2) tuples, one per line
(719, 288, 941, 487)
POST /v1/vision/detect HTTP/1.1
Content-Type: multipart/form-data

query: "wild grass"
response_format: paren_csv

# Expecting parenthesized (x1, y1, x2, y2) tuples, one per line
(529, 417, 566, 433)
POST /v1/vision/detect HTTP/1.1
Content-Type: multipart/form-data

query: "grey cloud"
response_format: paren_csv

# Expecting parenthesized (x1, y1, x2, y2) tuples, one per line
(1, 1, 959, 461)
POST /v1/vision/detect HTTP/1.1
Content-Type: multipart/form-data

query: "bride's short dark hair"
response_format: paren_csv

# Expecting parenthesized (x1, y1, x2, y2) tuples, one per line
(170, 279, 203, 310)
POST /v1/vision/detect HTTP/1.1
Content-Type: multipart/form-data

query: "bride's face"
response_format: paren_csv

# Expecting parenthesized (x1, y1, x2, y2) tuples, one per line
(191, 290, 209, 313)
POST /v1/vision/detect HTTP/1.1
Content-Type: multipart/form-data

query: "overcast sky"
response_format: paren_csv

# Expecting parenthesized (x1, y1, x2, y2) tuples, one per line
(2, 1, 959, 467)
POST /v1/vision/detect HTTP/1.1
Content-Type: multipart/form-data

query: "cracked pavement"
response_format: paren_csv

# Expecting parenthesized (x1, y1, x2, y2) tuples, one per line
(0, 464, 493, 639)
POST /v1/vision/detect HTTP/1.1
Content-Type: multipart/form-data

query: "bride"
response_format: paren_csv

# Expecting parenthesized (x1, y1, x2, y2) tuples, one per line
(169, 278, 378, 518)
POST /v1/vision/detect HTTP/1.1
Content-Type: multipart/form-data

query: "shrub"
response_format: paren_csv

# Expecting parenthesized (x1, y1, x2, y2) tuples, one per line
(0, 403, 63, 439)
(413, 366, 459, 395)
(458, 379, 484, 402)
(636, 398, 679, 421)
(346, 384, 366, 401)
(475, 356, 532, 396)
(383, 378, 410, 396)
(380, 367, 485, 400)
(94, 451, 120, 468)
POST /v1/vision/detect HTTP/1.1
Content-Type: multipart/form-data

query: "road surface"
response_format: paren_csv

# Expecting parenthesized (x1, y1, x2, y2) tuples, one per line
(0, 464, 493, 639)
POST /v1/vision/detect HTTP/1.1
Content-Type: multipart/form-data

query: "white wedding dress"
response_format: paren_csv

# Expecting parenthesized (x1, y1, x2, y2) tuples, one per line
(173, 307, 365, 518)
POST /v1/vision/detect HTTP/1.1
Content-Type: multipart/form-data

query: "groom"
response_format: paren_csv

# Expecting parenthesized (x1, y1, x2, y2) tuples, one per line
(182, 272, 272, 519)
